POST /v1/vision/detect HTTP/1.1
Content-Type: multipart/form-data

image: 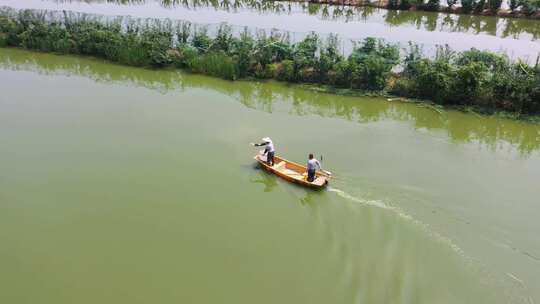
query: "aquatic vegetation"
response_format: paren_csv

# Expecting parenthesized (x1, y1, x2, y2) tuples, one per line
(0, 9, 539, 115)
(394, 44, 540, 113)
(188, 51, 238, 80)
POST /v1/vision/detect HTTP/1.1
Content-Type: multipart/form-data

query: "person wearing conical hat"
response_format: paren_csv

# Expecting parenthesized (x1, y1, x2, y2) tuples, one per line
(253, 137, 275, 166)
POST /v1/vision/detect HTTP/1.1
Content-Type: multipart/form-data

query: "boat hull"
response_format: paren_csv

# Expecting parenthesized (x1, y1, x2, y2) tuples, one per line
(254, 154, 329, 189)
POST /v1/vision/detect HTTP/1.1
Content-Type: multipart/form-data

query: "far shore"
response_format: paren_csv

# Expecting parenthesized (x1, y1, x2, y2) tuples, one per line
(280, 0, 540, 19)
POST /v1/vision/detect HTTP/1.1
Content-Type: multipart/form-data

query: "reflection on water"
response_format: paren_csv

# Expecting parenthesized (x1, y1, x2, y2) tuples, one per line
(249, 167, 325, 204)
(250, 169, 279, 192)
(44, 0, 540, 40)
(1, 48, 539, 155)
(383, 9, 540, 40)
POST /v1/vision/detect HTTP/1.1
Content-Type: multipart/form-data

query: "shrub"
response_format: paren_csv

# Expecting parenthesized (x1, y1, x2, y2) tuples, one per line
(278, 59, 296, 82)
(253, 31, 293, 66)
(474, 0, 487, 12)
(231, 29, 255, 78)
(487, 0, 503, 11)
(530, 73, 540, 113)
(212, 25, 233, 53)
(390, 76, 415, 97)
(331, 60, 353, 87)
(70, 21, 123, 59)
(348, 38, 399, 90)
(299, 67, 319, 83)
(318, 53, 338, 83)
(491, 63, 540, 113)
(410, 0, 426, 7)
(0, 16, 11, 33)
(252, 63, 266, 79)
(509, 0, 520, 10)
(316, 35, 342, 83)
(265, 63, 281, 79)
(520, 0, 540, 15)
(113, 33, 144, 65)
(0, 15, 20, 46)
(147, 32, 173, 67)
(424, 0, 441, 11)
(400, 0, 413, 9)
(18, 21, 76, 54)
(172, 45, 199, 69)
(17, 22, 49, 51)
(388, 0, 400, 9)
(294, 33, 318, 70)
(456, 49, 507, 71)
(188, 52, 238, 80)
(0, 33, 6, 47)
(405, 59, 456, 104)
(350, 56, 390, 90)
(192, 28, 211, 52)
(454, 62, 488, 104)
(461, 0, 477, 13)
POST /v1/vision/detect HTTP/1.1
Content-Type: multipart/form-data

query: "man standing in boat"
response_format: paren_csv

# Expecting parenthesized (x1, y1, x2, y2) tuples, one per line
(253, 137, 275, 166)
(306, 154, 322, 182)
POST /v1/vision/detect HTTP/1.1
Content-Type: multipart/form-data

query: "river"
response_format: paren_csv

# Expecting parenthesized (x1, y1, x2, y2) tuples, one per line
(1, 48, 539, 303)
(1, 0, 539, 62)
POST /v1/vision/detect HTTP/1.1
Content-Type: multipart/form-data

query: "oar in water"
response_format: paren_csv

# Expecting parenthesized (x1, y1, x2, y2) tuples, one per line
(319, 155, 333, 177)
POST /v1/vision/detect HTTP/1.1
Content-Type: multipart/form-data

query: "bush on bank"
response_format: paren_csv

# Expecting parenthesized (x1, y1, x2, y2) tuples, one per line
(392, 45, 540, 113)
(0, 11, 539, 115)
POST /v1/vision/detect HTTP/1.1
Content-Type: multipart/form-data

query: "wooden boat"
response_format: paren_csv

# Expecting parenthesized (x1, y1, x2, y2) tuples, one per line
(254, 153, 329, 189)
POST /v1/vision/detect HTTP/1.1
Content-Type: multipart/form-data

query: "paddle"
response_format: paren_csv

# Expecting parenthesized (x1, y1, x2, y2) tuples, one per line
(319, 155, 333, 177)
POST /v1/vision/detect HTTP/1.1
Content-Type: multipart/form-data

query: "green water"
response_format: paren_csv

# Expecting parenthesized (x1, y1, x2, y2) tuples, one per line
(1, 48, 540, 304)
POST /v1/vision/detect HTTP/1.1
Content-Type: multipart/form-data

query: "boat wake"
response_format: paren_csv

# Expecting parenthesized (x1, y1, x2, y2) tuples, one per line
(328, 187, 399, 213)
(327, 186, 465, 257)
(327, 187, 533, 304)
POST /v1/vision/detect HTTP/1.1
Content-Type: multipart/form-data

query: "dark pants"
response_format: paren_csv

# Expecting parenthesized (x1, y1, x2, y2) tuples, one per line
(266, 151, 274, 166)
(307, 169, 316, 182)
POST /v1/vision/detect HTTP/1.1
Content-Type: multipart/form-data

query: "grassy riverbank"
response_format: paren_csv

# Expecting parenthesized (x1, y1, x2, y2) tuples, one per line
(1, 10, 539, 115)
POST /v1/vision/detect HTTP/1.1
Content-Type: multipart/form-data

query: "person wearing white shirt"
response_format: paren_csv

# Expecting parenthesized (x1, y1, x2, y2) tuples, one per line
(306, 153, 321, 182)
(253, 137, 275, 166)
